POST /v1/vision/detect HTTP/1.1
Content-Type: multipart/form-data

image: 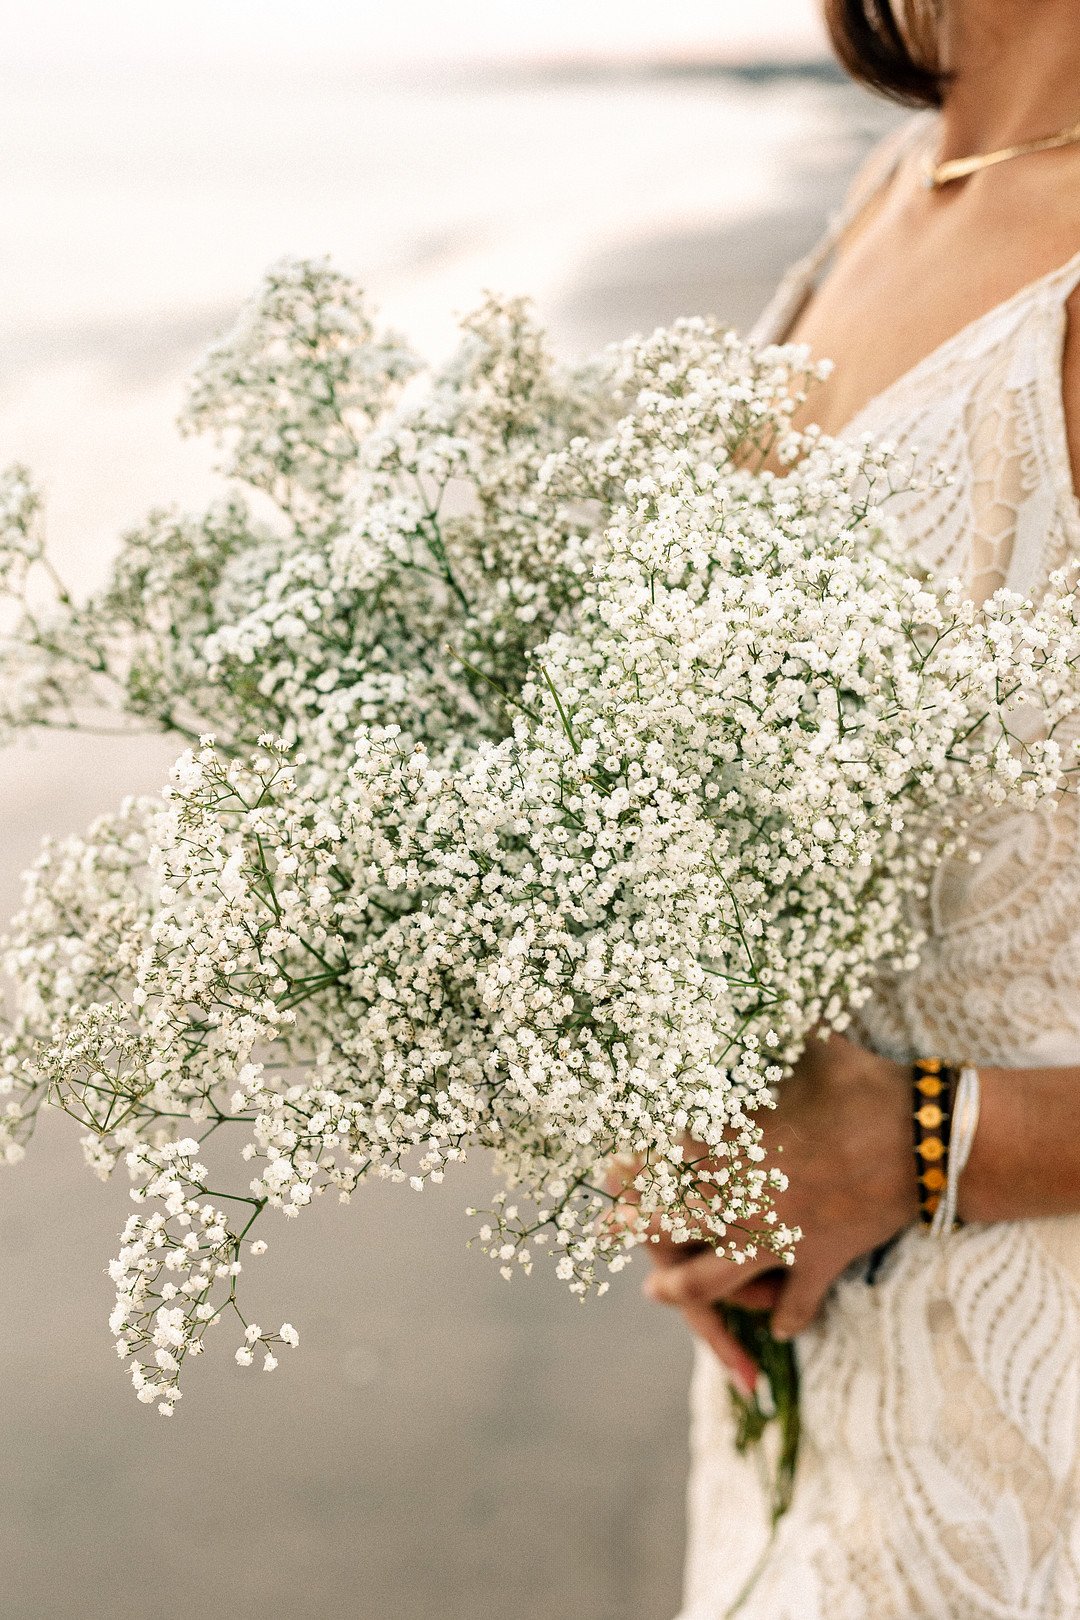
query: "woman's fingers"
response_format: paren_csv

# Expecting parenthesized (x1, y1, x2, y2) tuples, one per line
(647, 1238, 836, 1342)
(679, 1304, 760, 1398)
(647, 1234, 711, 1269)
(724, 1272, 786, 1313)
(643, 1246, 758, 1308)
(770, 1261, 832, 1342)
(644, 1252, 789, 1393)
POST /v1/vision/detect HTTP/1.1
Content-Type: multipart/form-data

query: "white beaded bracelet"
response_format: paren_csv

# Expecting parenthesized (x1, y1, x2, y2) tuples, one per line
(930, 1064, 981, 1238)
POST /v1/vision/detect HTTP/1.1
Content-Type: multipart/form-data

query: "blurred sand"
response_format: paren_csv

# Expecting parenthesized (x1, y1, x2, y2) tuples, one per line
(0, 65, 899, 1620)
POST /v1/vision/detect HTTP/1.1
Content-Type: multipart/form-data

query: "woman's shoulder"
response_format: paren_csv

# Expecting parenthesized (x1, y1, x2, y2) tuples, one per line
(832, 111, 936, 249)
(749, 114, 933, 347)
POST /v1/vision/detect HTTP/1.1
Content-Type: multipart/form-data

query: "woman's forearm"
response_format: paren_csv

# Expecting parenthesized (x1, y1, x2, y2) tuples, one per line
(958, 1063, 1080, 1222)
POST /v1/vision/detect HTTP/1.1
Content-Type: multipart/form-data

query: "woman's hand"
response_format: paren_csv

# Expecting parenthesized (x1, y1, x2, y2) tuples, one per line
(644, 1032, 918, 1379)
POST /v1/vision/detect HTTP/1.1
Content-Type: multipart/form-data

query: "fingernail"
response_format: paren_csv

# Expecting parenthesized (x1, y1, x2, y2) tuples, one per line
(731, 1370, 757, 1400)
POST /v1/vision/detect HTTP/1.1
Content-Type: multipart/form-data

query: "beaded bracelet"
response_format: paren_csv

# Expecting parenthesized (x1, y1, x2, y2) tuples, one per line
(911, 1057, 958, 1227)
(929, 1065, 981, 1238)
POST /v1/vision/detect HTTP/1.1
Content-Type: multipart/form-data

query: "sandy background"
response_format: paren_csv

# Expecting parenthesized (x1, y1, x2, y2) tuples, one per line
(0, 41, 899, 1620)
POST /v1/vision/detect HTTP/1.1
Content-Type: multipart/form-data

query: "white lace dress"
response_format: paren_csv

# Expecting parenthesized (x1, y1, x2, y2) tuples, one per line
(679, 119, 1080, 1620)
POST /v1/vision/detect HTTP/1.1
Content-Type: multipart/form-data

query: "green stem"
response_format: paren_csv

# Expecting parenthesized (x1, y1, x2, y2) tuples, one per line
(538, 664, 579, 754)
(717, 1305, 800, 1617)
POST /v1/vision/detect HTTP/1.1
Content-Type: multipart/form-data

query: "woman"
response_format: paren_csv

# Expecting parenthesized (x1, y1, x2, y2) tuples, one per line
(643, 3, 1080, 1616)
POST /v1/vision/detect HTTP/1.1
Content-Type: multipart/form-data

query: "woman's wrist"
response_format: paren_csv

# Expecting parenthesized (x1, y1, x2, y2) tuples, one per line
(826, 1041, 920, 1229)
(877, 1053, 924, 1228)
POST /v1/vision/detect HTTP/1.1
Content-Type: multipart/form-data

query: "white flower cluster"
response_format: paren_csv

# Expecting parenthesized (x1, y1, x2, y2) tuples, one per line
(0, 466, 42, 585)
(181, 257, 419, 523)
(3, 260, 1080, 1412)
(108, 1136, 300, 1414)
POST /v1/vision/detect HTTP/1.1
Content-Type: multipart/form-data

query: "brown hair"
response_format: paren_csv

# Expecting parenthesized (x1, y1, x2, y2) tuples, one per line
(823, 0, 945, 108)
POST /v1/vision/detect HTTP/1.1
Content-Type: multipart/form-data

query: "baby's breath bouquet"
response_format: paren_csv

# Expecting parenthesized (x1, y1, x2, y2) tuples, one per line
(3, 259, 1080, 1425)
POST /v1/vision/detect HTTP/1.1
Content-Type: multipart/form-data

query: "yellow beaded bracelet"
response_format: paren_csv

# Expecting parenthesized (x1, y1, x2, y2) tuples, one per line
(911, 1057, 958, 1227)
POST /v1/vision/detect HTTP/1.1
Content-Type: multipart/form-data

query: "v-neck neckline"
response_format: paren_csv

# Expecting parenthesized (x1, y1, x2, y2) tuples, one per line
(839, 244, 1080, 437)
(775, 114, 1080, 439)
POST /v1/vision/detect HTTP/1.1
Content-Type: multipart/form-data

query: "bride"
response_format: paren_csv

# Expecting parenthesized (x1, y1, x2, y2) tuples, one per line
(642, 3, 1080, 1616)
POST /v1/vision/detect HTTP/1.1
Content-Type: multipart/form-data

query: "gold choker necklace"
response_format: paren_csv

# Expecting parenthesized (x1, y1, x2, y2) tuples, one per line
(924, 118, 1080, 189)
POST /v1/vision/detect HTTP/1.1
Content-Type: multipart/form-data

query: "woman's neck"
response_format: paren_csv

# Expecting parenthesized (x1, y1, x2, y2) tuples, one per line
(938, 0, 1080, 159)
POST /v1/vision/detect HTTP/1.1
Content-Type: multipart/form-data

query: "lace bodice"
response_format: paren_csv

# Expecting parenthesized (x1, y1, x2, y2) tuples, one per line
(679, 117, 1080, 1620)
(759, 116, 1080, 1071)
